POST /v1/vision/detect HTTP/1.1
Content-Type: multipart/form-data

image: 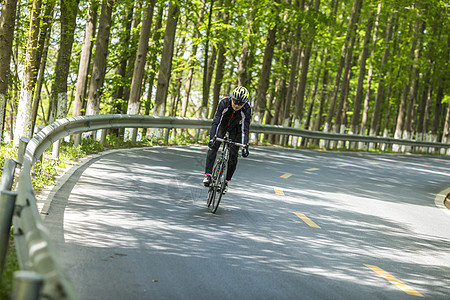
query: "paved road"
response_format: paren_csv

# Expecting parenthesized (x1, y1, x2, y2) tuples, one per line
(41, 146, 450, 299)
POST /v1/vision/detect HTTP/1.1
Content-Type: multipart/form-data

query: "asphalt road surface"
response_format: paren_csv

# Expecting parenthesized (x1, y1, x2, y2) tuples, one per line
(40, 145, 450, 299)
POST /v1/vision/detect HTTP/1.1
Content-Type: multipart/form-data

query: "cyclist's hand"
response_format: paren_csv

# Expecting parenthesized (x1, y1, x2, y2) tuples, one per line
(208, 139, 214, 149)
(242, 145, 249, 158)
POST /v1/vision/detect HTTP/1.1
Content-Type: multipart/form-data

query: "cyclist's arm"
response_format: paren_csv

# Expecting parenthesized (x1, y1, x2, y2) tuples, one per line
(241, 105, 252, 145)
(210, 98, 228, 140)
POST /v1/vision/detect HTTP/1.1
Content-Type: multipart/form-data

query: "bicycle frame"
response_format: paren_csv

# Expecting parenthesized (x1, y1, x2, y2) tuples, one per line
(206, 136, 244, 213)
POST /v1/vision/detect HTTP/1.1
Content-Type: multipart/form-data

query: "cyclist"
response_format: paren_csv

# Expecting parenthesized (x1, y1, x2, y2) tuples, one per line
(203, 86, 251, 193)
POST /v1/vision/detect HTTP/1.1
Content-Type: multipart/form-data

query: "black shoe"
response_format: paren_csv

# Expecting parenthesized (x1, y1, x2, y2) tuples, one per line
(203, 174, 212, 187)
(222, 181, 228, 194)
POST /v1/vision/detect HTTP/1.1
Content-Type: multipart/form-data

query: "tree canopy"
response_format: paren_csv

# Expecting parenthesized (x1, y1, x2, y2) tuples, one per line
(0, 0, 449, 148)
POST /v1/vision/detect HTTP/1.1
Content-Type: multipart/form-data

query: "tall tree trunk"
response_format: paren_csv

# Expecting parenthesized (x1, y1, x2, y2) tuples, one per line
(180, 0, 205, 117)
(292, 0, 320, 141)
(325, 0, 363, 132)
(210, 0, 230, 118)
(350, 11, 374, 135)
(199, 0, 214, 119)
(31, 0, 56, 132)
(332, 0, 362, 137)
(0, 0, 18, 142)
(73, 0, 99, 117)
(125, 0, 156, 140)
(154, 0, 179, 117)
(253, 0, 280, 127)
(49, 0, 79, 122)
(360, 1, 381, 136)
(86, 0, 114, 116)
(13, 0, 42, 147)
(127, 0, 156, 115)
(403, 17, 424, 146)
(237, 1, 255, 87)
(369, 12, 396, 137)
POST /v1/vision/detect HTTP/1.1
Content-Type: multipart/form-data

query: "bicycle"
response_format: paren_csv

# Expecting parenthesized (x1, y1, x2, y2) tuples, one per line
(206, 136, 245, 213)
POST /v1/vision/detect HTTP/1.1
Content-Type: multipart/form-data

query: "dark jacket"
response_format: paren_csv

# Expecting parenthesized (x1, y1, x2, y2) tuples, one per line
(210, 96, 252, 145)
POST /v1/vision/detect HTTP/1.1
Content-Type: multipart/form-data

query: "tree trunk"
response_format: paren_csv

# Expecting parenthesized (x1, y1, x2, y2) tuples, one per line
(13, 0, 42, 147)
(210, 0, 230, 118)
(253, 1, 279, 127)
(0, 0, 18, 142)
(403, 17, 424, 147)
(180, 0, 205, 117)
(154, 0, 179, 117)
(31, 0, 56, 132)
(49, 0, 79, 123)
(325, 0, 362, 131)
(292, 0, 320, 141)
(237, 2, 255, 87)
(86, 0, 114, 116)
(350, 11, 374, 135)
(73, 0, 99, 117)
(199, 0, 215, 119)
(127, 0, 156, 115)
(369, 11, 396, 137)
(360, 2, 381, 136)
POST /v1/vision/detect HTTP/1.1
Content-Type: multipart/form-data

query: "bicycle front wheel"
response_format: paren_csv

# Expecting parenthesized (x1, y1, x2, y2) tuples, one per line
(207, 158, 221, 208)
(212, 160, 227, 214)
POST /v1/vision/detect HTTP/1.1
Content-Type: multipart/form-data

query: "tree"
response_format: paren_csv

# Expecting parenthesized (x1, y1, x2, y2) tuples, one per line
(253, 0, 280, 128)
(324, 0, 363, 134)
(73, 0, 99, 117)
(125, 0, 156, 140)
(350, 7, 374, 136)
(13, 0, 42, 147)
(0, 0, 18, 142)
(181, 0, 205, 117)
(49, 0, 79, 122)
(86, 0, 114, 116)
(154, 0, 179, 117)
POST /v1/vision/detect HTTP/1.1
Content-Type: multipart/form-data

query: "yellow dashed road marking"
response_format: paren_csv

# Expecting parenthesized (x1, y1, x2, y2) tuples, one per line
(280, 173, 292, 179)
(305, 168, 320, 171)
(364, 265, 424, 297)
(368, 162, 380, 165)
(293, 212, 321, 228)
(274, 187, 285, 195)
(337, 164, 349, 167)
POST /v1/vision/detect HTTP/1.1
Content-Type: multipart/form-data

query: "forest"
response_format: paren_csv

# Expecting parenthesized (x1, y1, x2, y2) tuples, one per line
(0, 0, 449, 149)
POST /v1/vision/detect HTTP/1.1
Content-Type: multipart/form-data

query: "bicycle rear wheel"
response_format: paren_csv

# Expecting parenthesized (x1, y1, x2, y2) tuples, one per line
(211, 161, 227, 214)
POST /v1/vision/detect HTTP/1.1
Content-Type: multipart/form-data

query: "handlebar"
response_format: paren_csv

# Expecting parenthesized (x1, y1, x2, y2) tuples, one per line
(215, 137, 245, 148)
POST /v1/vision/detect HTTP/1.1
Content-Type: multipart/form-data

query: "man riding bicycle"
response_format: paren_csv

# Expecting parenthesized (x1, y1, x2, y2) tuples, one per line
(203, 86, 251, 193)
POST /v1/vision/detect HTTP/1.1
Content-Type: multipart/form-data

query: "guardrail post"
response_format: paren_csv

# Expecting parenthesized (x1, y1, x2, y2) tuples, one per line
(0, 159, 18, 191)
(52, 139, 61, 159)
(12, 271, 44, 300)
(17, 137, 30, 165)
(101, 129, 108, 147)
(74, 133, 81, 147)
(164, 128, 170, 145)
(0, 190, 17, 279)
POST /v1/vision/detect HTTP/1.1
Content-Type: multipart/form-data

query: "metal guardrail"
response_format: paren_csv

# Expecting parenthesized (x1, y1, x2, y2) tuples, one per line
(1, 114, 449, 299)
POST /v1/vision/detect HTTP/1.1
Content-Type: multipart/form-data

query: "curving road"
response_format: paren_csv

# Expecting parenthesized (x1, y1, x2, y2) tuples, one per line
(40, 146, 450, 299)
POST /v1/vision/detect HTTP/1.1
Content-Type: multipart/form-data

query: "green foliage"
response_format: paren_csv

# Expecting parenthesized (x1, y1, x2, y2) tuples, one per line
(0, 143, 18, 177)
(80, 137, 104, 153)
(0, 231, 19, 300)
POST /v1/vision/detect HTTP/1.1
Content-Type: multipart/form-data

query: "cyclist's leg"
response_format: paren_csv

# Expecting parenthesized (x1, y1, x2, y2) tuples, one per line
(226, 129, 240, 181)
(205, 126, 226, 174)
